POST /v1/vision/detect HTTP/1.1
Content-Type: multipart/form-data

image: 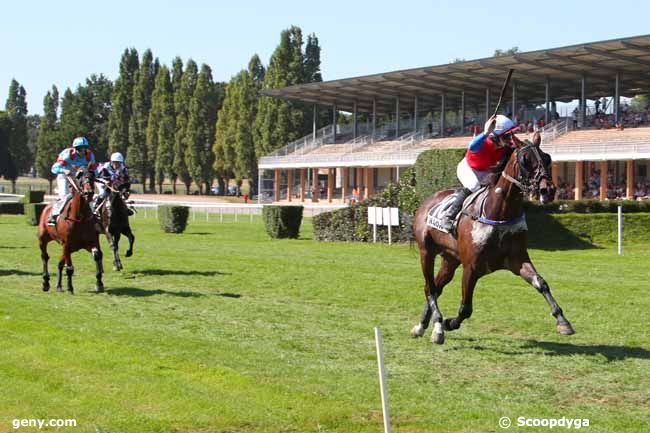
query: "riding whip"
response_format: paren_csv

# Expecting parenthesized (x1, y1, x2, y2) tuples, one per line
(492, 68, 514, 118)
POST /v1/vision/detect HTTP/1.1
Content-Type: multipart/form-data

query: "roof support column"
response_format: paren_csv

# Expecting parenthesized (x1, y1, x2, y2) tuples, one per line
(626, 160, 634, 199)
(287, 169, 293, 202)
(575, 161, 583, 200)
(332, 105, 337, 143)
(511, 80, 517, 123)
(485, 88, 491, 123)
(460, 91, 465, 134)
(413, 96, 418, 131)
(372, 99, 377, 140)
(580, 75, 586, 128)
(312, 168, 319, 203)
(395, 98, 400, 138)
(312, 104, 317, 142)
(353, 101, 358, 140)
(545, 77, 550, 125)
(299, 168, 305, 202)
(440, 93, 446, 138)
(600, 161, 608, 201)
(614, 72, 621, 124)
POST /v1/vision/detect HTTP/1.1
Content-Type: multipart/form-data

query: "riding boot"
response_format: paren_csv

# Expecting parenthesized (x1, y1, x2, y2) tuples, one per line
(47, 195, 69, 226)
(440, 188, 472, 232)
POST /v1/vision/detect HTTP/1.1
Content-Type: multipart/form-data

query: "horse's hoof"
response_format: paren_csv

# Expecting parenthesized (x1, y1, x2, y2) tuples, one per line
(56, 286, 63, 293)
(430, 322, 445, 345)
(410, 324, 425, 338)
(96, 284, 104, 293)
(42, 283, 50, 292)
(125, 250, 132, 258)
(67, 289, 74, 295)
(112, 265, 120, 272)
(443, 318, 454, 331)
(557, 323, 575, 336)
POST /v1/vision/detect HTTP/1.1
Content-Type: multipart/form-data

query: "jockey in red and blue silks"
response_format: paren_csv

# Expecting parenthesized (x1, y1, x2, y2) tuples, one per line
(439, 115, 518, 231)
(47, 136, 97, 225)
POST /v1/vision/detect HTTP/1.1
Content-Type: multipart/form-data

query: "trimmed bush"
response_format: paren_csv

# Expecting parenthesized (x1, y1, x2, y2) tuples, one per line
(20, 190, 45, 204)
(414, 148, 466, 201)
(525, 199, 650, 214)
(0, 202, 24, 214)
(25, 203, 48, 225)
(263, 205, 303, 239)
(158, 205, 189, 233)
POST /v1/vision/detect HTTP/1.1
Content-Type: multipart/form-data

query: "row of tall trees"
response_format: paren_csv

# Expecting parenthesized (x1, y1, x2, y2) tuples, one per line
(3, 25, 323, 195)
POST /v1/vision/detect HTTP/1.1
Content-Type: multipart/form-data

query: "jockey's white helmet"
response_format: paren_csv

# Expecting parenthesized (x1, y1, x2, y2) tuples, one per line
(110, 152, 125, 163)
(493, 115, 517, 136)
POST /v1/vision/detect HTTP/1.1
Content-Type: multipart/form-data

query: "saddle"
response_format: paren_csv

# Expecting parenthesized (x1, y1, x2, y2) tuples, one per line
(426, 186, 487, 234)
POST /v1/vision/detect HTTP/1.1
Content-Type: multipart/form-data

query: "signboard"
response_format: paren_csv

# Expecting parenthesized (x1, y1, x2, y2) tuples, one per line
(367, 207, 400, 244)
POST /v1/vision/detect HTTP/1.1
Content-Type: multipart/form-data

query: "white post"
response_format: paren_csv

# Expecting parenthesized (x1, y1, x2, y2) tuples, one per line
(618, 205, 622, 255)
(220, 208, 223, 223)
(206, 208, 209, 222)
(235, 208, 238, 222)
(144, 207, 148, 219)
(192, 209, 196, 222)
(373, 222, 377, 243)
(249, 207, 253, 223)
(374, 327, 391, 433)
(387, 208, 392, 246)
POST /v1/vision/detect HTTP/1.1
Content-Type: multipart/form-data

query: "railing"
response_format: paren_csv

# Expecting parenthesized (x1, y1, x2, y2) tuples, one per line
(542, 141, 650, 158)
(539, 118, 572, 144)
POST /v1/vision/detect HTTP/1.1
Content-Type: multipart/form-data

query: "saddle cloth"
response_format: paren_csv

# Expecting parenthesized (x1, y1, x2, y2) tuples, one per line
(426, 187, 486, 234)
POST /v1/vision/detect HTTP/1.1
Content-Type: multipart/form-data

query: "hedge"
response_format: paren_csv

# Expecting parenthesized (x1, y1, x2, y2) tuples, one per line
(525, 199, 650, 214)
(414, 148, 466, 201)
(25, 203, 48, 225)
(158, 205, 189, 233)
(263, 206, 303, 239)
(0, 202, 24, 214)
(19, 190, 45, 204)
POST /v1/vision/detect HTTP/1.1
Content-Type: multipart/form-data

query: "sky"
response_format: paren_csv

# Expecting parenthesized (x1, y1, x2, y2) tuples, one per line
(3, 0, 650, 115)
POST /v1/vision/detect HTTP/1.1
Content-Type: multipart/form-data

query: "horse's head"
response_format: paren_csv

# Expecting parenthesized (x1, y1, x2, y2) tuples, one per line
(74, 167, 96, 202)
(508, 132, 555, 204)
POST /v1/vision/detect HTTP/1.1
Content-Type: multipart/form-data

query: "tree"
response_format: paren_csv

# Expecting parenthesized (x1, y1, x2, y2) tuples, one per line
(35, 86, 60, 193)
(169, 57, 184, 193)
(58, 88, 80, 144)
(173, 59, 197, 193)
(493, 47, 519, 57)
(253, 27, 304, 158)
(149, 66, 175, 193)
(4, 79, 30, 192)
(248, 54, 265, 84)
(108, 48, 139, 156)
(127, 49, 156, 188)
(0, 112, 17, 183)
(186, 64, 217, 194)
(75, 74, 113, 160)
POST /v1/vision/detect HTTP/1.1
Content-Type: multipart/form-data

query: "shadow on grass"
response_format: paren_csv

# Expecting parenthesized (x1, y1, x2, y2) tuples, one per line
(450, 336, 650, 362)
(522, 340, 650, 362)
(0, 269, 41, 276)
(136, 269, 230, 277)
(185, 232, 212, 235)
(216, 292, 241, 298)
(0, 246, 28, 249)
(526, 212, 599, 251)
(105, 287, 205, 297)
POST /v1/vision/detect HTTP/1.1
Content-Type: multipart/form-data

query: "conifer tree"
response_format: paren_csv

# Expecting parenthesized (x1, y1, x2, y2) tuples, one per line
(108, 48, 139, 155)
(186, 64, 217, 194)
(173, 59, 197, 193)
(155, 67, 175, 194)
(127, 49, 156, 188)
(169, 57, 184, 193)
(4, 79, 31, 192)
(35, 86, 60, 193)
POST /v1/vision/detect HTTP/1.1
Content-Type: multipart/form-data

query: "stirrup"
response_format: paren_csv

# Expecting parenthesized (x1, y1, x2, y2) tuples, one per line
(47, 215, 57, 226)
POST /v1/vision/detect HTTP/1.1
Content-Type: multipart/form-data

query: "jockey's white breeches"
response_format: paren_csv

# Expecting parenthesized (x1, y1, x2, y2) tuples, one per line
(457, 157, 490, 193)
(55, 174, 70, 199)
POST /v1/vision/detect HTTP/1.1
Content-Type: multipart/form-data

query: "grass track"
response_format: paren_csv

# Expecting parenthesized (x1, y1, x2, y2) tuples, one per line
(0, 215, 649, 433)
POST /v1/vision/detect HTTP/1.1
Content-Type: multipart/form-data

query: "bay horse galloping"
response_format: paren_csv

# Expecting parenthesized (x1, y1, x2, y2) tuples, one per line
(97, 182, 135, 271)
(38, 168, 104, 293)
(411, 132, 574, 344)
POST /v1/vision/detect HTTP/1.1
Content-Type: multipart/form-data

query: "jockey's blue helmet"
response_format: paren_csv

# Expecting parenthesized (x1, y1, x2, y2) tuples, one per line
(72, 136, 89, 149)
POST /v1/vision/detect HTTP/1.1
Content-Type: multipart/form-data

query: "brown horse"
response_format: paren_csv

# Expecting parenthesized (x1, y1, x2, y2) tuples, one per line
(38, 168, 104, 293)
(411, 133, 574, 344)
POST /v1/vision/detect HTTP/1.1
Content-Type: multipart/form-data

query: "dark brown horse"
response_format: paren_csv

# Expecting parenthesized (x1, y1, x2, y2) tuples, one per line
(97, 185, 135, 271)
(411, 133, 574, 344)
(38, 168, 104, 293)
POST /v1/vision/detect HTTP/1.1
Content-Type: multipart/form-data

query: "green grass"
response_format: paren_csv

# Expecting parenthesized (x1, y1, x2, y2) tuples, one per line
(0, 215, 649, 433)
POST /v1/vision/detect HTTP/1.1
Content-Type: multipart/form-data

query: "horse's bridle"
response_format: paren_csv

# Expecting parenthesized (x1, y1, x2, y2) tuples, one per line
(501, 143, 550, 194)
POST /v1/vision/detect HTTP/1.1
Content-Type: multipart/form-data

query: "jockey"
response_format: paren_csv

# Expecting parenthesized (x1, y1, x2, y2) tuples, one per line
(47, 137, 97, 226)
(439, 114, 518, 231)
(93, 152, 132, 217)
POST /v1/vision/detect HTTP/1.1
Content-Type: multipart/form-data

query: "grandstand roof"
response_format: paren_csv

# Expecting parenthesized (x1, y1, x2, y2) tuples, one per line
(263, 34, 650, 115)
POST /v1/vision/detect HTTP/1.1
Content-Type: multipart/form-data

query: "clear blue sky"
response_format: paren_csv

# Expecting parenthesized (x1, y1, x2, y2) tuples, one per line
(3, 0, 650, 114)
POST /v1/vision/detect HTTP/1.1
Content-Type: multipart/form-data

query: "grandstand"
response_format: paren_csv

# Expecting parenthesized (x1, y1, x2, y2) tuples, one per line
(258, 34, 650, 204)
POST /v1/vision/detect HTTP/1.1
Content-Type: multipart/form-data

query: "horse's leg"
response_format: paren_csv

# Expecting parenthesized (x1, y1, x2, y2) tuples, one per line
(39, 238, 50, 292)
(123, 226, 134, 258)
(92, 245, 104, 292)
(443, 266, 478, 332)
(512, 258, 575, 336)
(56, 253, 65, 293)
(411, 255, 459, 338)
(64, 249, 74, 294)
(107, 229, 121, 271)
